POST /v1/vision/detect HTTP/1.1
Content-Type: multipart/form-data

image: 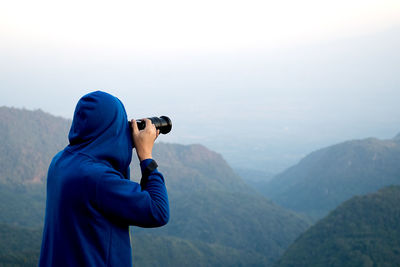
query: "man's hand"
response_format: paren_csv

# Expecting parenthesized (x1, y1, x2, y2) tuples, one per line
(131, 119, 160, 161)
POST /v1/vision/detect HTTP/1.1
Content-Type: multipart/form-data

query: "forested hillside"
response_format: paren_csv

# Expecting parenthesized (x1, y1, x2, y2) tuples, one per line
(263, 136, 400, 219)
(0, 107, 70, 185)
(0, 224, 42, 266)
(132, 143, 250, 193)
(0, 106, 310, 266)
(275, 185, 400, 267)
(132, 233, 270, 267)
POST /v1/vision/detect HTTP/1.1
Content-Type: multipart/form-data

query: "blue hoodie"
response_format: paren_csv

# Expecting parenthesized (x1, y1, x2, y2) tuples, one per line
(39, 91, 169, 267)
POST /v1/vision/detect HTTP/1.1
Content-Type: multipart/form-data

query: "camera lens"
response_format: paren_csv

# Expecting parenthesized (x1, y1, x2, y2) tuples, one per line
(136, 116, 172, 134)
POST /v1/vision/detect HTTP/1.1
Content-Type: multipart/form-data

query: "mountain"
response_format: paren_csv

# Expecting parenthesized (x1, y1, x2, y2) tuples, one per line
(0, 106, 70, 185)
(275, 185, 400, 267)
(263, 136, 400, 220)
(133, 189, 309, 263)
(132, 143, 250, 193)
(0, 107, 66, 228)
(131, 143, 310, 265)
(0, 106, 310, 266)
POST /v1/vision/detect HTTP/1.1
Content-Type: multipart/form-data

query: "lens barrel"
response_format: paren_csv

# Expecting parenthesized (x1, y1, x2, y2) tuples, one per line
(136, 116, 172, 134)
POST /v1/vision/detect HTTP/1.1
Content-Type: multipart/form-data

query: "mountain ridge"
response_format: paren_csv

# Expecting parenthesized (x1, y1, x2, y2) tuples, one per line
(263, 135, 400, 220)
(0, 106, 71, 185)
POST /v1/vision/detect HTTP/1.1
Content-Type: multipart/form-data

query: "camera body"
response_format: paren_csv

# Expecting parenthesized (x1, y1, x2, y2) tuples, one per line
(135, 116, 172, 134)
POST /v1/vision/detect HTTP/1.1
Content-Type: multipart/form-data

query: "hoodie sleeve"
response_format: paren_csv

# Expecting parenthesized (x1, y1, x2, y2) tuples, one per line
(95, 165, 169, 228)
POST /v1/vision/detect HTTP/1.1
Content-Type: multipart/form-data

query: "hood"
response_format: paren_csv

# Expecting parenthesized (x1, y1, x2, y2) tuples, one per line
(67, 91, 132, 178)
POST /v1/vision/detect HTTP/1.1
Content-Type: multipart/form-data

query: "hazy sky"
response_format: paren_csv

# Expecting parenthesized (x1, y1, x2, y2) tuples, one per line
(1, 0, 399, 51)
(1, 0, 400, 172)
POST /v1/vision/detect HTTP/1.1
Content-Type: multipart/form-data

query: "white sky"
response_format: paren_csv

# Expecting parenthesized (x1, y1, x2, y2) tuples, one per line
(1, 0, 400, 172)
(1, 0, 400, 53)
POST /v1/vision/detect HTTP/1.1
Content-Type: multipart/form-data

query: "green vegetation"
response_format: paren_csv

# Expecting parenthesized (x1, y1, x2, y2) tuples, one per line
(131, 142, 250, 194)
(0, 184, 45, 227)
(0, 224, 42, 266)
(275, 186, 400, 267)
(263, 137, 400, 220)
(133, 189, 310, 265)
(0, 107, 70, 185)
(132, 233, 270, 267)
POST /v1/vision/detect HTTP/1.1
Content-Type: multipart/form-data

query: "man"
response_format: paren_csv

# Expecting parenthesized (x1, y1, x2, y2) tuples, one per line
(39, 91, 169, 266)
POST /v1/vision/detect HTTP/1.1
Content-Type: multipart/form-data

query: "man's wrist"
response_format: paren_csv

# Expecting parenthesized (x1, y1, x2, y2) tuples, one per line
(140, 159, 158, 176)
(138, 153, 152, 162)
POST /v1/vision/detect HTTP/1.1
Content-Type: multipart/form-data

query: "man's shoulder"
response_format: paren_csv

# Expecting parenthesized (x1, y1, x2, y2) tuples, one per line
(78, 152, 116, 174)
(60, 149, 117, 178)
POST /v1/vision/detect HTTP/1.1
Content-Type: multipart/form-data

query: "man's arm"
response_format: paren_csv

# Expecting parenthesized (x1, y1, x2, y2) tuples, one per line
(131, 118, 170, 225)
(95, 118, 169, 227)
(95, 166, 169, 227)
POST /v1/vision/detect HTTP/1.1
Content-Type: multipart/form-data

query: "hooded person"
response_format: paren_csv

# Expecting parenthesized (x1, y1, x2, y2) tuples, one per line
(39, 91, 169, 267)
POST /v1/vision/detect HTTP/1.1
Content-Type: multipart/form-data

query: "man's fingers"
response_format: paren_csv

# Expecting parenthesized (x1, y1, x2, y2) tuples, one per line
(131, 119, 139, 134)
(143, 119, 157, 137)
(144, 118, 152, 128)
(134, 118, 158, 140)
(132, 118, 157, 160)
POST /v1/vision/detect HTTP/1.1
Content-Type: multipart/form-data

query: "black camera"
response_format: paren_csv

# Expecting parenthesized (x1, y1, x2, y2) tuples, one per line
(136, 116, 172, 134)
